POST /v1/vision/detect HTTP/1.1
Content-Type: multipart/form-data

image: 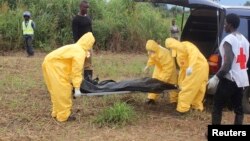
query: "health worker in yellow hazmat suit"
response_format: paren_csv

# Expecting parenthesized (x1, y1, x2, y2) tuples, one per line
(144, 40, 178, 105)
(42, 32, 95, 122)
(165, 38, 209, 113)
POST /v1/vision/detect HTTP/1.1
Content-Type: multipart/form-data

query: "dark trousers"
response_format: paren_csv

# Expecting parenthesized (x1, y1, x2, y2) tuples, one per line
(23, 35, 34, 56)
(212, 78, 244, 125)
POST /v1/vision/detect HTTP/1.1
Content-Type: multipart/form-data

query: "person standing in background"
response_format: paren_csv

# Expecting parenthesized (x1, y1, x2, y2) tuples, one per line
(170, 19, 179, 40)
(22, 11, 35, 57)
(72, 0, 93, 80)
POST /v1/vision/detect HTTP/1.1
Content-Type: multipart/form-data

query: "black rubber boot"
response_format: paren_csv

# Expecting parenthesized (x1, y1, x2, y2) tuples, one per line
(72, 88, 76, 99)
(67, 115, 76, 121)
(234, 115, 244, 125)
(84, 70, 93, 80)
(145, 99, 156, 105)
(172, 110, 188, 116)
(212, 113, 222, 125)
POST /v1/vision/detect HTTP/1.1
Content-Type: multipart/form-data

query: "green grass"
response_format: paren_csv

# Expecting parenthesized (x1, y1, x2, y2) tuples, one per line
(94, 102, 137, 127)
(0, 74, 36, 92)
(93, 53, 151, 79)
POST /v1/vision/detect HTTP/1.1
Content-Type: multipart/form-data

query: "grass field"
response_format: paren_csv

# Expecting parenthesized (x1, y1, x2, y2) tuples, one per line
(0, 51, 249, 141)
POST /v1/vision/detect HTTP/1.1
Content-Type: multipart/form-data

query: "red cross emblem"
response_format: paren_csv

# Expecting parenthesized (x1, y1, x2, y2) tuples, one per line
(236, 48, 246, 69)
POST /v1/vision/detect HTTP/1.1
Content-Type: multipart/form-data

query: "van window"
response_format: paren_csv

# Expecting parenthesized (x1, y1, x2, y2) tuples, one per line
(248, 19, 250, 41)
(238, 18, 249, 40)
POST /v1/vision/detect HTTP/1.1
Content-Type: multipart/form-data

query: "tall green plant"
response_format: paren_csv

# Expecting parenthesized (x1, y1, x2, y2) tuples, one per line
(0, 2, 23, 50)
(94, 102, 136, 127)
(0, 0, 174, 52)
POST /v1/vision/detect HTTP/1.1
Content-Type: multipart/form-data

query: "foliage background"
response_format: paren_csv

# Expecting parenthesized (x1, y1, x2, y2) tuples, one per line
(0, 0, 184, 52)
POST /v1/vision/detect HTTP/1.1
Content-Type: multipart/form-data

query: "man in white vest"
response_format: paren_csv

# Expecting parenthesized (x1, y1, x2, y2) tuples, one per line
(22, 11, 35, 57)
(207, 13, 249, 125)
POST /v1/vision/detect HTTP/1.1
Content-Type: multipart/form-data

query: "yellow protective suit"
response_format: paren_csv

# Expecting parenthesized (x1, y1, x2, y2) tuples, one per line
(145, 40, 178, 101)
(165, 38, 209, 113)
(42, 32, 95, 122)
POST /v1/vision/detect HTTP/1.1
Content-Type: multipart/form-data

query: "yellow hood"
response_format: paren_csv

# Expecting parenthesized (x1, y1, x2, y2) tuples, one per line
(165, 38, 186, 53)
(165, 38, 186, 57)
(76, 32, 95, 51)
(146, 40, 160, 53)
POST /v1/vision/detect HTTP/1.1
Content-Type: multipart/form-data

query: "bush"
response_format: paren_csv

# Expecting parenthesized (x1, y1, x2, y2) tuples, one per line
(0, 0, 173, 52)
(94, 102, 136, 127)
(0, 0, 78, 50)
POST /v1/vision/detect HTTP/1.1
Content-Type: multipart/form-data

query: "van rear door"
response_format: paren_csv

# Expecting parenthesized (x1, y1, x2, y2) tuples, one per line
(135, 0, 224, 58)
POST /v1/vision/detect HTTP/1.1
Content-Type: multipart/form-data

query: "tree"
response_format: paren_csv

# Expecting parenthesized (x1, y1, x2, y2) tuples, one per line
(244, 1, 250, 6)
(170, 6, 182, 16)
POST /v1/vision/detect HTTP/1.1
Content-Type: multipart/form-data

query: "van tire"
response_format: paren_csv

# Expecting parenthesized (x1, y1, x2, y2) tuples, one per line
(242, 87, 250, 114)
